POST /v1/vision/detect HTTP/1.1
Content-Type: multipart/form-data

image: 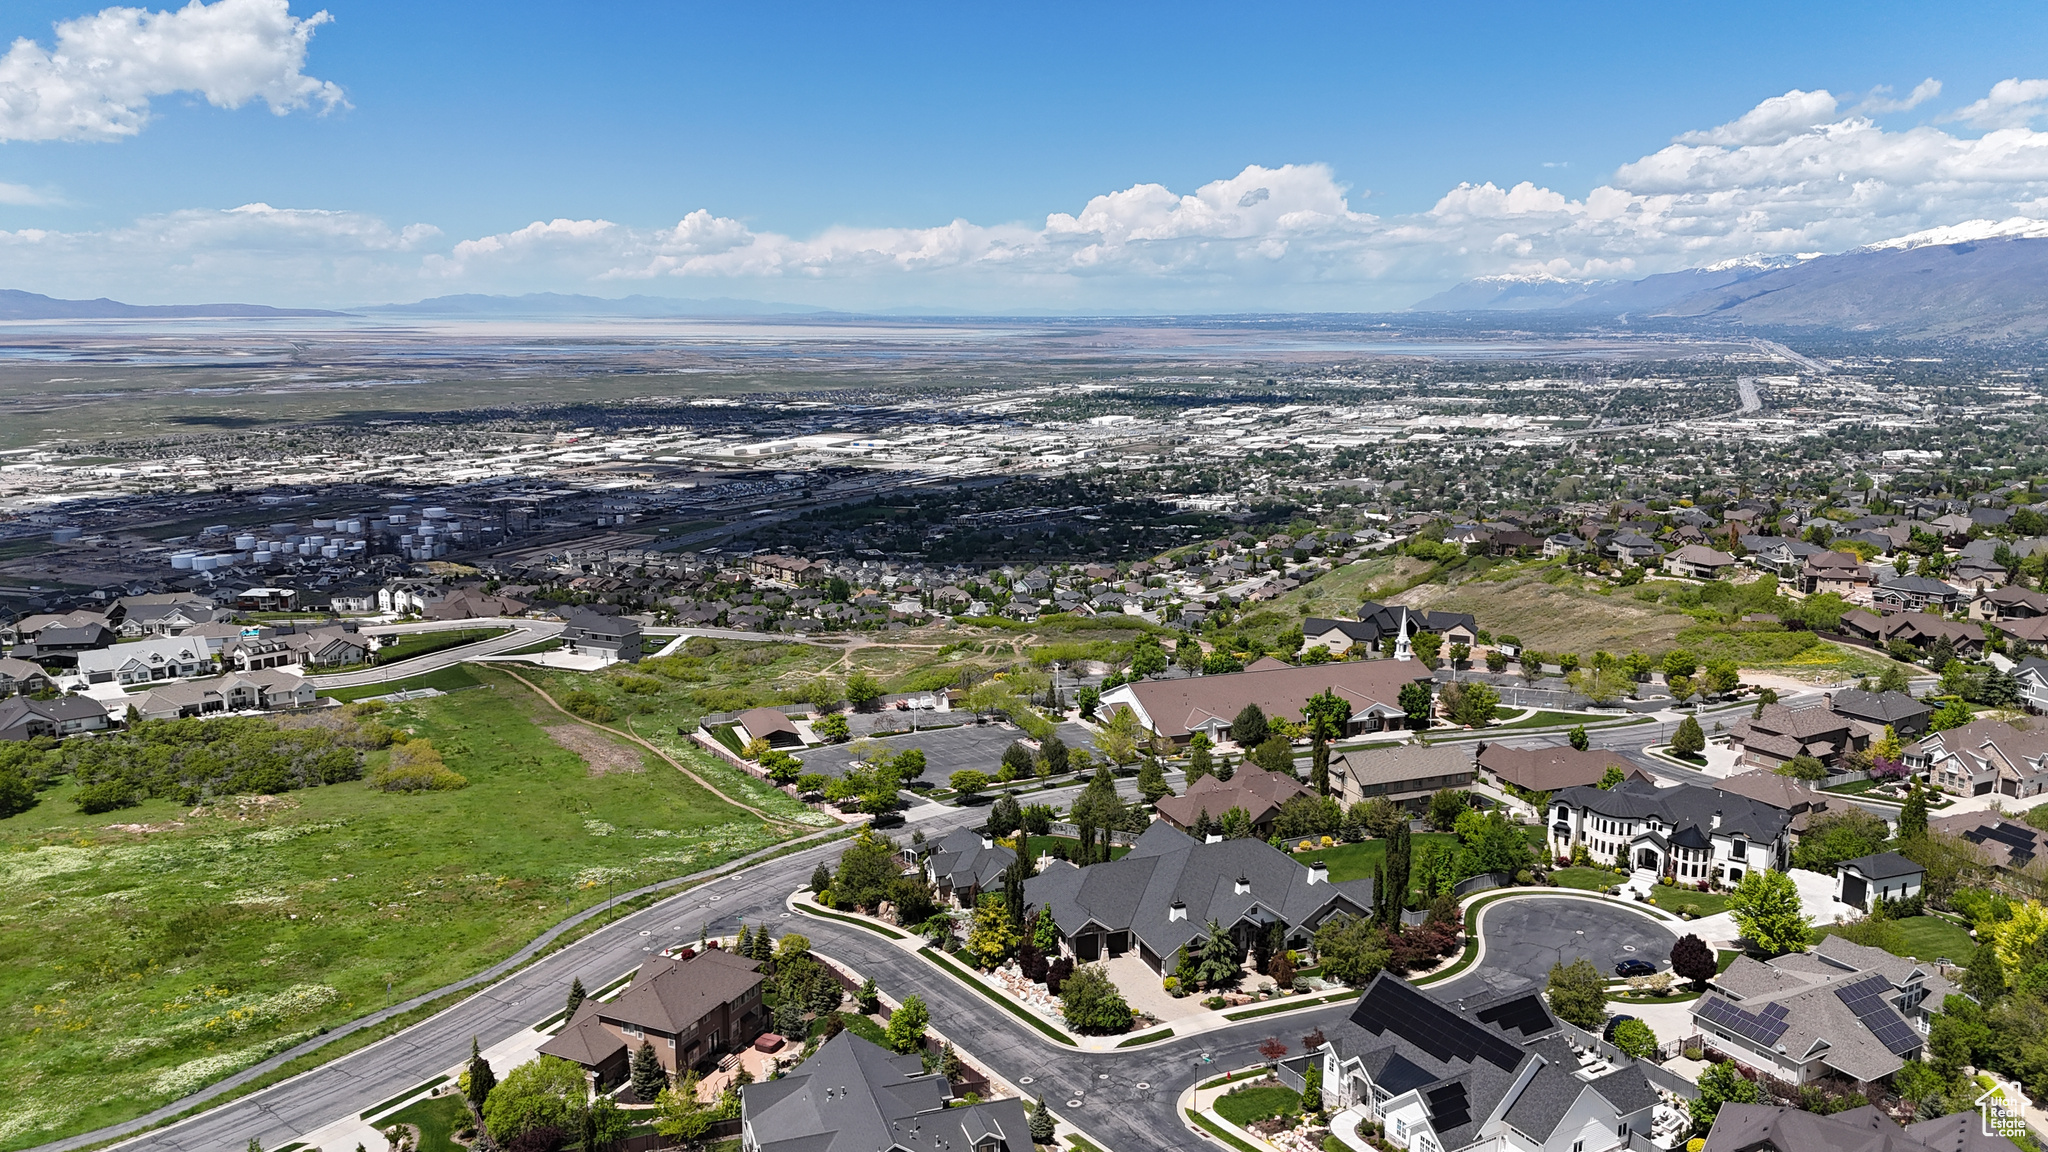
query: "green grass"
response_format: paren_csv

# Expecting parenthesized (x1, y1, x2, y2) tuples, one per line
(1213, 1085, 1301, 1127)
(1116, 1027, 1175, 1047)
(373, 627, 510, 664)
(1822, 779, 1882, 795)
(0, 665, 824, 1151)
(1549, 867, 1621, 893)
(797, 902, 908, 939)
(377, 1093, 470, 1151)
(323, 665, 482, 702)
(1069, 1136, 1108, 1152)
(1817, 915, 1975, 963)
(918, 948, 1078, 1046)
(1222, 990, 1356, 1020)
(1290, 834, 1460, 898)
(363, 1074, 452, 1120)
(1650, 888, 1734, 917)
(1717, 949, 1741, 973)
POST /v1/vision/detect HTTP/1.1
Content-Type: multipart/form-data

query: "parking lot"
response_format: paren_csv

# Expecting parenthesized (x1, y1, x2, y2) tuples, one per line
(795, 718, 1099, 786)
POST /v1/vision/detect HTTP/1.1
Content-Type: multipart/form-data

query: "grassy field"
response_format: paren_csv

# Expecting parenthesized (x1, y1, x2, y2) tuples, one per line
(1817, 915, 1975, 963)
(376, 1093, 469, 1151)
(1394, 563, 1693, 657)
(1649, 888, 1733, 917)
(1549, 867, 1620, 892)
(0, 665, 825, 1150)
(323, 666, 483, 703)
(372, 627, 510, 664)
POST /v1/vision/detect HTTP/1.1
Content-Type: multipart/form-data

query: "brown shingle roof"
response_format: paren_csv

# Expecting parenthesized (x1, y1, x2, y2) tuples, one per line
(1101, 658, 1433, 740)
(599, 947, 762, 1036)
(1155, 765, 1309, 828)
(1475, 743, 1640, 792)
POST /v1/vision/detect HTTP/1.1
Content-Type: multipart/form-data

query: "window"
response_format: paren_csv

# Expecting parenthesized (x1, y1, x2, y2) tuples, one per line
(1618, 1121, 1629, 1137)
(1730, 838, 1747, 859)
(1573, 1141, 1584, 1152)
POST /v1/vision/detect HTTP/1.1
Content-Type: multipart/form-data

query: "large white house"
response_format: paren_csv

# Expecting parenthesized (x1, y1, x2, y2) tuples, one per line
(74, 637, 214, 686)
(1547, 778, 1792, 884)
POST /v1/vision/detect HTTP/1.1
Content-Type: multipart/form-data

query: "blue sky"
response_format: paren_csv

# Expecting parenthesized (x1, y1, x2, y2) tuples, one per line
(4, 0, 2048, 310)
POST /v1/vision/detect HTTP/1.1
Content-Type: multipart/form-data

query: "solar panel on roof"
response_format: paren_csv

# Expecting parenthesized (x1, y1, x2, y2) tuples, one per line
(1475, 994, 1553, 1038)
(1762, 1002, 1791, 1021)
(1425, 1082, 1471, 1132)
(1350, 978, 1526, 1071)
(1834, 975, 1923, 1056)
(1698, 996, 1790, 1046)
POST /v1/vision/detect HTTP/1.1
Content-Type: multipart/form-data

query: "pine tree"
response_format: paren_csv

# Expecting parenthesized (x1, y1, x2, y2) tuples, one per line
(465, 1037, 496, 1114)
(1670, 714, 1706, 759)
(811, 862, 833, 894)
(1900, 782, 1929, 842)
(1137, 757, 1171, 803)
(1029, 1096, 1058, 1145)
(565, 976, 587, 1019)
(736, 923, 753, 956)
(1385, 821, 1412, 917)
(630, 1039, 669, 1102)
(1193, 808, 1215, 839)
(1310, 736, 1330, 796)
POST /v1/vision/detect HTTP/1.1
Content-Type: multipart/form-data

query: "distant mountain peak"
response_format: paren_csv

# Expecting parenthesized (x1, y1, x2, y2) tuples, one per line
(1858, 216, 2048, 252)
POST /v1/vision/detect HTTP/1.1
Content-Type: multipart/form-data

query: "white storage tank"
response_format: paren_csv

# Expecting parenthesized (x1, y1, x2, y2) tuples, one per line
(321, 544, 341, 559)
(424, 506, 449, 519)
(235, 535, 258, 550)
(51, 526, 82, 543)
(253, 550, 274, 564)
(171, 551, 198, 569)
(312, 518, 335, 530)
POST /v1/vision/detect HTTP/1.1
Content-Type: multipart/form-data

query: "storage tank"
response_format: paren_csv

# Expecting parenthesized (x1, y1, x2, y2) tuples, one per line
(51, 526, 82, 543)
(235, 534, 257, 550)
(171, 551, 198, 569)
(424, 506, 449, 519)
(252, 550, 274, 564)
(312, 518, 335, 530)
(270, 523, 295, 535)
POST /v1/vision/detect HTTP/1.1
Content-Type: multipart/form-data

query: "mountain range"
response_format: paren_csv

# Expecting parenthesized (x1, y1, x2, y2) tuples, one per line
(360, 292, 829, 317)
(0, 289, 343, 321)
(1411, 220, 2048, 340)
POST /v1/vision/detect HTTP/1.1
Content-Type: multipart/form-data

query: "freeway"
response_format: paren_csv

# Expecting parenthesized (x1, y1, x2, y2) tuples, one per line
(306, 617, 564, 690)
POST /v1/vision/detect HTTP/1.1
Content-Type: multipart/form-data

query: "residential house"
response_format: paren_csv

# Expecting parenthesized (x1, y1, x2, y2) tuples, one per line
(2017, 656, 2048, 715)
(1548, 778, 1792, 882)
(1998, 616, 2048, 648)
(1907, 718, 2048, 797)
(1800, 551, 1874, 597)
(1729, 703, 1866, 771)
(112, 593, 219, 637)
(747, 554, 819, 584)
(287, 626, 372, 668)
(5, 610, 115, 658)
(424, 587, 528, 621)
(1475, 743, 1646, 795)
(1836, 852, 1925, 913)
(1605, 532, 1663, 565)
(541, 945, 766, 1087)
(1301, 603, 1477, 658)
(1331, 742, 1476, 810)
(1293, 973, 1659, 1152)
(1702, 1103, 2011, 1152)
(75, 636, 213, 685)
(1155, 764, 1312, 839)
(0, 657, 54, 697)
(1663, 543, 1739, 580)
(127, 669, 317, 720)
(1928, 811, 2045, 880)
(1022, 820, 1374, 971)
(1971, 584, 2048, 622)
(1872, 574, 1964, 613)
(1691, 934, 1953, 1086)
(1837, 609, 1980, 655)
(734, 707, 804, 749)
(921, 828, 1018, 908)
(560, 606, 642, 663)
(1097, 657, 1432, 745)
(1824, 688, 1932, 739)
(234, 588, 298, 612)
(1712, 770, 1835, 836)
(0, 695, 109, 740)
(1739, 535, 1827, 577)
(738, 1032, 1030, 1152)
(1541, 532, 1584, 559)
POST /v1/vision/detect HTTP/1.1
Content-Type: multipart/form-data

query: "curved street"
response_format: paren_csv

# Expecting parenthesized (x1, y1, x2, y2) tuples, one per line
(307, 617, 565, 689)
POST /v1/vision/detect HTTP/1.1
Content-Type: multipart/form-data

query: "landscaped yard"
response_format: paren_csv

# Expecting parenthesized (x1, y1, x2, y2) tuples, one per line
(1292, 834, 1461, 899)
(0, 665, 826, 1150)
(377, 1093, 470, 1152)
(1818, 915, 1976, 963)
(1485, 710, 1631, 732)
(1649, 888, 1733, 918)
(1548, 867, 1620, 892)
(372, 627, 511, 664)
(1214, 1083, 1302, 1127)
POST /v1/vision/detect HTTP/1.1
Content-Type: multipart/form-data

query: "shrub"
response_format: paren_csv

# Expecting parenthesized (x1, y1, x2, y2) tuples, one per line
(1058, 963, 1134, 1034)
(369, 740, 470, 793)
(74, 778, 138, 814)
(562, 691, 617, 723)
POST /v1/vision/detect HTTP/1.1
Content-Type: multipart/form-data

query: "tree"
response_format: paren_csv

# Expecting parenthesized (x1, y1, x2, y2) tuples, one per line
(1029, 1097, 1057, 1146)
(630, 1040, 668, 1103)
(1137, 758, 1172, 803)
(1447, 641, 1470, 668)
(1412, 631, 1442, 666)
(1792, 808, 1892, 872)
(1900, 782, 1929, 842)
(1596, 764, 1629, 791)
(1669, 714, 1705, 759)
(846, 671, 884, 711)
(885, 994, 929, 1053)
(1610, 1017, 1658, 1060)
(1257, 1037, 1290, 1063)
(466, 1037, 497, 1114)
(1666, 674, 1695, 704)
(1251, 735, 1295, 774)
(857, 976, 881, 1015)
(1033, 905, 1060, 952)
(1040, 734, 1069, 774)
(835, 828, 904, 913)
(1689, 1061, 1761, 1134)
(813, 711, 851, 743)
(582, 1095, 630, 1151)
(987, 792, 1023, 838)
(1313, 914, 1390, 986)
(1310, 736, 1330, 796)
(1568, 724, 1590, 751)
(482, 1056, 588, 1145)
(1774, 754, 1828, 782)
(1929, 698, 1973, 732)
(1076, 686, 1100, 719)
(965, 892, 1020, 969)
(1303, 689, 1348, 744)
(1729, 869, 1812, 955)
(1446, 680, 1500, 727)
(1230, 704, 1269, 748)
(653, 1077, 710, 1142)
(1670, 933, 1717, 992)
(1877, 663, 1912, 695)
(1703, 658, 1740, 697)
(1427, 788, 1467, 832)
(1095, 706, 1142, 768)
(1662, 649, 1698, 680)
(1217, 806, 1254, 840)
(1196, 919, 1241, 988)
(1301, 1059, 1324, 1116)
(949, 770, 990, 801)
(565, 977, 587, 1020)
(1187, 734, 1214, 783)
(1457, 808, 1533, 877)
(1544, 957, 1608, 1029)
(1398, 681, 1435, 729)
(1058, 963, 1134, 1033)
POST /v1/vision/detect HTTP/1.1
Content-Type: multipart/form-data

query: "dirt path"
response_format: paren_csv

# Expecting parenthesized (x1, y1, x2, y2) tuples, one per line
(493, 666, 812, 831)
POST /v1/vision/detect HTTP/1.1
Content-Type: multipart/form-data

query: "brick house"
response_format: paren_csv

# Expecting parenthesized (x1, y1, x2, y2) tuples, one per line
(540, 946, 766, 1090)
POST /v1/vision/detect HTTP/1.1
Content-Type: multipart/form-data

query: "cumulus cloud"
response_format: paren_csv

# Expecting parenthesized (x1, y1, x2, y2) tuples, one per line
(0, 0, 344, 142)
(23, 78, 2048, 309)
(1950, 77, 2048, 130)
(1855, 78, 1941, 115)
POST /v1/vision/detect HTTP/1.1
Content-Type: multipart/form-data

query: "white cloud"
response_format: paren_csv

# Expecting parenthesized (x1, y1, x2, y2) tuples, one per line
(1950, 77, 2048, 130)
(0, 0, 344, 143)
(23, 78, 2048, 310)
(1855, 78, 1941, 115)
(0, 180, 56, 205)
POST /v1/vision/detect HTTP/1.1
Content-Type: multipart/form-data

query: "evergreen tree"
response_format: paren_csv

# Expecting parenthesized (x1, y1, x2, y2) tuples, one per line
(1187, 735, 1213, 783)
(1193, 808, 1215, 839)
(1301, 1060, 1324, 1117)
(565, 976, 587, 1019)
(1137, 758, 1171, 803)
(631, 1039, 669, 1102)
(1213, 753, 1235, 782)
(1568, 724, 1589, 751)
(811, 862, 833, 894)
(1670, 714, 1706, 758)
(857, 976, 881, 1014)
(1029, 1096, 1057, 1145)
(1385, 821, 1412, 916)
(1899, 782, 1929, 842)
(1310, 736, 1330, 796)
(465, 1036, 496, 1114)
(1196, 919, 1240, 988)
(1230, 704, 1269, 748)
(736, 923, 753, 957)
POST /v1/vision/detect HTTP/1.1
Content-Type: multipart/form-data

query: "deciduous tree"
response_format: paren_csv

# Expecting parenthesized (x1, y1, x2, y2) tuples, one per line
(1729, 869, 1812, 955)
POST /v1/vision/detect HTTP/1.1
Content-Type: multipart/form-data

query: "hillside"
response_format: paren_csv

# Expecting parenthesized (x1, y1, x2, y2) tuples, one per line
(0, 289, 343, 320)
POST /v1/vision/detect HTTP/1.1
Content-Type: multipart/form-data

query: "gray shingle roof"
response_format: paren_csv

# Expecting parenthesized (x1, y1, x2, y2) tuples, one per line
(926, 828, 1018, 893)
(1552, 777, 1791, 845)
(741, 1032, 1030, 1152)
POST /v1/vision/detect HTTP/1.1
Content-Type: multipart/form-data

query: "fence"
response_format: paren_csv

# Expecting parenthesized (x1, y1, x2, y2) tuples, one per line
(610, 1118, 743, 1151)
(1552, 1018, 1699, 1100)
(1047, 820, 1142, 847)
(1453, 871, 1510, 898)
(1821, 769, 1872, 789)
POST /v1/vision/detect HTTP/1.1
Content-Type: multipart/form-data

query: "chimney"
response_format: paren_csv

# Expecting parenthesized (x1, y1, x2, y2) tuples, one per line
(1712, 810, 1722, 830)
(1308, 860, 1329, 886)
(980, 832, 993, 850)
(1206, 833, 1224, 844)
(1823, 692, 1833, 708)
(1170, 900, 1188, 922)
(1235, 876, 1251, 895)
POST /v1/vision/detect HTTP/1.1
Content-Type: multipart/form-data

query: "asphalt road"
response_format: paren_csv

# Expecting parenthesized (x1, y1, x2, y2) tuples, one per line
(307, 618, 564, 689)
(1430, 899, 1680, 1003)
(797, 720, 1101, 784)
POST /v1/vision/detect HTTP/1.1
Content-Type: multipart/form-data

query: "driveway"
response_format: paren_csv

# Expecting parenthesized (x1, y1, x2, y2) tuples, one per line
(1432, 896, 1680, 1003)
(796, 720, 1099, 785)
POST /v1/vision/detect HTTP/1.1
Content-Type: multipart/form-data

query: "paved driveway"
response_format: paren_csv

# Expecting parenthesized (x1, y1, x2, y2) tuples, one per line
(1432, 896, 1680, 1003)
(796, 720, 1098, 785)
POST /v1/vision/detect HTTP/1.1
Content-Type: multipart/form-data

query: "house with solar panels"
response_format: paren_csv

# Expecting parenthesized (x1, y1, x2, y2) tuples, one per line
(1546, 778, 1791, 886)
(1283, 972, 1659, 1152)
(1689, 935, 1956, 1087)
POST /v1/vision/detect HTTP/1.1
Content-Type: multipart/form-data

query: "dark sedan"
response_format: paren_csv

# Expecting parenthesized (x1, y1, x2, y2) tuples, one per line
(1614, 958, 1657, 978)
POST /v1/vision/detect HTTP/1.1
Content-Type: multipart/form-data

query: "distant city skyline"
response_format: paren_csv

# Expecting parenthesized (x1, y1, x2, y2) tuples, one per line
(5, 0, 2048, 310)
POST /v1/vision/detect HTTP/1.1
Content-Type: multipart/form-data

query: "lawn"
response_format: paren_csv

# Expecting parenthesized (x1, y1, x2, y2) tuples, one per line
(0, 665, 825, 1150)
(376, 1093, 470, 1151)
(1818, 915, 1976, 963)
(323, 665, 483, 703)
(1648, 888, 1734, 917)
(1548, 867, 1620, 893)
(1214, 1084, 1301, 1127)
(1292, 834, 1460, 900)
(372, 627, 511, 664)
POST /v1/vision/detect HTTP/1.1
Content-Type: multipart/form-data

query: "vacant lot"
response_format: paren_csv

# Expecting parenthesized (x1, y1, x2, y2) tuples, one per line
(1396, 567, 1692, 657)
(0, 669, 820, 1150)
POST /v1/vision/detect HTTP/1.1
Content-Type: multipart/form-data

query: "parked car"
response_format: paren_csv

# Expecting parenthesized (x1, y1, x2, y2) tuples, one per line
(1603, 1014, 1637, 1041)
(1614, 958, 1657, 978)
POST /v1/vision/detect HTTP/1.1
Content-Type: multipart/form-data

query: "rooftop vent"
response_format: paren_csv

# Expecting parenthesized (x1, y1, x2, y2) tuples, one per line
(1170, 900, 1188, 922)
(1235, 876, 1251, 895)
(1307, 860, 1328, 885)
